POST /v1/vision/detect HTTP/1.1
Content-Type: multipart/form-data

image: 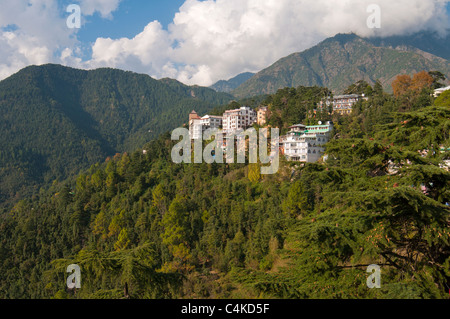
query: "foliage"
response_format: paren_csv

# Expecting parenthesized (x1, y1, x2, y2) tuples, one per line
(210, 72, 255, 93)
(435, 90, 450, 107)
(0, 64, 233, 208)
(429, 71, 447, 90)
(343, 80, 373, 96)
(263, 86, 332, 131)
(392, 71, 434, 97)
(0, 78, 448, 299)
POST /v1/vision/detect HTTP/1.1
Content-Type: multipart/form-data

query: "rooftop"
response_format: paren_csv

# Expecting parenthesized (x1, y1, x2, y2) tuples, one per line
(333, 94, 363, 99)
(434, 86, 450, 92)
(224, 109, 241, 113)
(202, 115, 223, 119)
(288, 124, 306, 128)
(224, 106, 254, 113)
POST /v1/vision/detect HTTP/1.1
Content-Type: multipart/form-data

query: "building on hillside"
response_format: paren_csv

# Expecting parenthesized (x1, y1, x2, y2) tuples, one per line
(189, 113, 223, 140)
(188, 107, 256, 143)
(189, 118, 203, 140)
(287, 124, 307, 133)
(433, 86, 450, 97)
(189, 110, 202, 140)
(201, 115, 223, 130)
(257, 106, 270, 126)
(189, 110, 201, 121)
(319, 94, 367, 115)
(222, 106, 257, 135)
(280, 121, 333, 163)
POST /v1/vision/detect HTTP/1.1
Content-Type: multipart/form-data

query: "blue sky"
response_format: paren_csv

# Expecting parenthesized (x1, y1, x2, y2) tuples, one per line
(69, 0, 450, 43)
(0, 0, 449, 85)
(60, 0, 186, 60)
(74, 0, 186, 42)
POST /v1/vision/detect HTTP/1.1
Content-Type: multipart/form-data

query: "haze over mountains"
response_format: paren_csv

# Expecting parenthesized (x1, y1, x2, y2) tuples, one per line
(0, 64, 233, 205)
(230, 32, 450, 98)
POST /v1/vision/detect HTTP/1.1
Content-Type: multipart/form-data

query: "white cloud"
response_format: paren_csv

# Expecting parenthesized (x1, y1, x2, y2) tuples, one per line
(88, 20, 173, 76)
(78, 0, 122, 19)
(0, 0, 123, 80)
(0, 0, 448, 84)
(0, 0, 74, 78)
(87, 0, 449, 86)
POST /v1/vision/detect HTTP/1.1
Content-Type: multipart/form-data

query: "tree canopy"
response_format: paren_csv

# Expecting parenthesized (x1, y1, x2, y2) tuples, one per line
(0, 78, 448, 299)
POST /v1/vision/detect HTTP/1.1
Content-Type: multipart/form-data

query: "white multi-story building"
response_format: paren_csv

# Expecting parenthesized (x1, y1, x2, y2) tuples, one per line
(189, 107, 255, 142)
(189, 118, 204, 140)
(189, 111, 223, 140)
(201, 115, 223, 130)
(319, 94, 367, 115)
(222, 106, 257, 135)
(281, 122, 333, 162)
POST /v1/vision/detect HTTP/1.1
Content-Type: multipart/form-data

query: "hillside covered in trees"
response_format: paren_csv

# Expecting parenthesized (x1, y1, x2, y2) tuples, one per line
(0, 64, 233, 208)
(0, 80, 448, 299)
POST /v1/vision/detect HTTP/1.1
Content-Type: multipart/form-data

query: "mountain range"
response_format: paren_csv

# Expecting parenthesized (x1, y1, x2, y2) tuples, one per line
(210, 72, 255, 93)
(1, 31, 449, 207)
(366, 30, 450, 61)
(0, 64, 233, 205)
(231, 33, 450, 98)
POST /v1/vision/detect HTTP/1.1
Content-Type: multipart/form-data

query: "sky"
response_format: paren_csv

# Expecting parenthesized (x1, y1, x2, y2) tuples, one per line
(0, 0, 449, 86)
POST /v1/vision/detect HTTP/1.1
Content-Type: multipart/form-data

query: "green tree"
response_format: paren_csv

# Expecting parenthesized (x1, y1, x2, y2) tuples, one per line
(429, 71, 446, 90)
(282, 180, 312, 217)
(343, 80, 372, 95)
(247, 163, 261, 183)
(435, 90, 450, 107)
(114, 228, 131, 251)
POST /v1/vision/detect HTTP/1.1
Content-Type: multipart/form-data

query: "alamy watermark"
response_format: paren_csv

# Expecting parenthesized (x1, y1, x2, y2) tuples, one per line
(66, 264, 81, 289)
(367, 4, 381, 29)
(171, 127, 280, 175)
(66, 4, 81, 29)
(366, 264, 381, 289)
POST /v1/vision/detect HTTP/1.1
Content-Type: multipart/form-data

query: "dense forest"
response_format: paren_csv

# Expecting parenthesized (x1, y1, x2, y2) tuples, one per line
(0, 76, 448, 299)
(0, 64, 233, 207)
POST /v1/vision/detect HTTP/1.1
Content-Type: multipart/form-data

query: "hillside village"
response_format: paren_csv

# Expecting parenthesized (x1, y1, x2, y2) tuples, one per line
(188, 94, 371, 164)
(188, 86, 450, 169)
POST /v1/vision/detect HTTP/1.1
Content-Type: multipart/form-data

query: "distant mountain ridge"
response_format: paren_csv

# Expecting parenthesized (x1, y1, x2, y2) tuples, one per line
(366, 30, 450, 61)
(232, 33, 450, 98)
(0, 64, 233, 205)
(210, 72, 255, 93)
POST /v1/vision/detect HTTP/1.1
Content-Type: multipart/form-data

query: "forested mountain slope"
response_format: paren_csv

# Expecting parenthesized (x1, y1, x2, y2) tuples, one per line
(0, 83, 448, 299)
(0, 64, 233, 206)
(210, 72, 255, 93)
(232, 33, 450, 98)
